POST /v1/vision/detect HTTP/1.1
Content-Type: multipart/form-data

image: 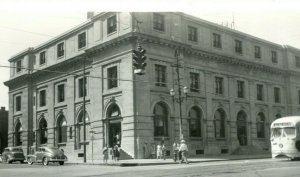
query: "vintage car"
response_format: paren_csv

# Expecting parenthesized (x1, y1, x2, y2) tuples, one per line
(1, 147, 25, 163)
(27, 146, 67, 165)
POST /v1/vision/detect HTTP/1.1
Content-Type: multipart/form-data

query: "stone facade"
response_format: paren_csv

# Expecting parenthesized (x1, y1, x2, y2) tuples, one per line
(4, 12, 300, 161)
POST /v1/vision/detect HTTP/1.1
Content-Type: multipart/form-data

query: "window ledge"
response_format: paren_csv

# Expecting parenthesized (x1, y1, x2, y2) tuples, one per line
(107, 31, 117, 37)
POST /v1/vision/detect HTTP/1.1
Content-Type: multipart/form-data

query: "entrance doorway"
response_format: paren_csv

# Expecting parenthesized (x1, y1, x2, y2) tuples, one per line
(108, 122, 121, 147)
(237, 111, 247, 146)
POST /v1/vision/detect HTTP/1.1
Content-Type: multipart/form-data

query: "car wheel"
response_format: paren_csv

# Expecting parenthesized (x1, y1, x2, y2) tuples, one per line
(7, 157, 12, 164)
(27, 158, 33, 165)
(42, 157, 48, 166)
(59, 161, 64, 165)
(20, 160, 24, 164)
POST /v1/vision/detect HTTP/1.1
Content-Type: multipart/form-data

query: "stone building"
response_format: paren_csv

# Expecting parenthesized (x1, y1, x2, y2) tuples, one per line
(4, 12, 300, 161)
(0, 107, 8, 153)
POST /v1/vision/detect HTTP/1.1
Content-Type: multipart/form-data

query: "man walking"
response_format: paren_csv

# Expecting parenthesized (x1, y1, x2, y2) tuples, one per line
(179, 140, 189, 164)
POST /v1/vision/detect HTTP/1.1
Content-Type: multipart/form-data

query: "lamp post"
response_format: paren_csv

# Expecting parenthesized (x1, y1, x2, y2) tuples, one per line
(170, 49, 188, 141)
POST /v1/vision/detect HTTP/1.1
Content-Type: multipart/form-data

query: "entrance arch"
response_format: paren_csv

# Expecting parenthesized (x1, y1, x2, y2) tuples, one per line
(15, 121, 22, 146)
(106, 103, 122, 147)
(39, 118, 48, 145)
(237, 111, 247, 146)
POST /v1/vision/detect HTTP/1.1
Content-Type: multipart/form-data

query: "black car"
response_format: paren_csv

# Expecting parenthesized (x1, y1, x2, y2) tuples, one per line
(1, 147, 25, 163)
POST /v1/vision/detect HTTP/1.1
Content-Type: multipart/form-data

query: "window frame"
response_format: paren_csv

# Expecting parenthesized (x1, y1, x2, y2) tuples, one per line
(107, 15, 117, 35)
(215, 77, 224, 95)
(235, 39, 243, 54)
(188, 26, 198, 42)
(153, 13, 165, 32)
(257, 84, 264, 101)
(274, 87, 281, 103)
(57, 84, 65, 103)
(271, 50, 278, 63)
(78, 32, 87, 49)
(78, 77, 87, 98)
(237, 80, 245, 98)
(57, 42, 65, 58)
(15, 95, 21, 112)
(39, 51, 46, 65)
(155, 64, 167, 87)
(190, 72, 199, 92)
(254, 46, 261, 59)
(213, 33, 222, 49)
(295, 56, 300, 68)
(16, 60, 22, 73)
(107, 66, 118, 89)
(39, 89, 47, 107)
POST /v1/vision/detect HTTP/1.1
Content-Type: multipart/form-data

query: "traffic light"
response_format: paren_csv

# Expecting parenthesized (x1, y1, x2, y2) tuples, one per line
(132, 43, 147, 75)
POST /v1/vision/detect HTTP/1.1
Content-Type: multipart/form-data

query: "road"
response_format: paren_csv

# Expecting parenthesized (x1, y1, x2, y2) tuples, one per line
(0, 158, 299, 177)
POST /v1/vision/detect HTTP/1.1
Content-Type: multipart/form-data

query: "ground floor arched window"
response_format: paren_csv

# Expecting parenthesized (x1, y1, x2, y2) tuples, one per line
(257, 112, 266, 138)
(214, 108, 226, 138)
(39, 118, 48, 145)
(77, 110, 89, 149)
(15, 121, 22, 146)
(153, 102, 169, 137)
(57, 115, 67, 144)
(189, 106, 202, 137)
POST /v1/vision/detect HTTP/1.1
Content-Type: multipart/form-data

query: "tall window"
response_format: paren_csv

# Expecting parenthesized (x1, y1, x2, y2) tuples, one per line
(39, 118, 48, 145)
(108, 66, 118, 89)
(39, 51, 46, 65)
(256, 112, 265, 138)
(213, 33, 222, 48)
(257, 84, 263, 101)
(153, 13, 165, 31)
(78, 77, 87, 98)
(107, 15, 117, 34)
(190, 72, 199, 92)
(78, 32, 86, 49)
(271, 51, 277, 63)
(15, 95, 21, 112)
(57, 42, 64, 58)
(155, 65, 166, 87)
(298, 90, 300, 105)
(274, 87, 280, 103)
(57, 84, 65, 103)
(77, 111, 89, 149)
(254, 46, 261, 59)
(214, 108, 226, 138)
(39, 90, 46, 107)
(237, 80, 244, 98)
(153, 102, 168, 137)
(15, 121, 22, 146)
(57, 115, 67, 143)
(188, 26, 197, 42)
(16, 60, 22, 73)
(189, 107, 201, 137)
(295, 56, 300, 68)
(215, 77, 223, 94)
(235, 40, 242, 54)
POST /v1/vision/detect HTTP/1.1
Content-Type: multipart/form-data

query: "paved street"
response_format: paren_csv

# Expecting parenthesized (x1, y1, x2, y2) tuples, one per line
(0, 158, 299, 177)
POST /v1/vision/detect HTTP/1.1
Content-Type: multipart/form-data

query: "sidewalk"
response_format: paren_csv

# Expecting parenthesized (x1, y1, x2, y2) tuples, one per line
(67, 154, 271, 166)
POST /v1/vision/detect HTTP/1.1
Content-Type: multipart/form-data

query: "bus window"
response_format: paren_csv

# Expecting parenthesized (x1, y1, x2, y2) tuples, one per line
(283, 127, 296, 138)
(271, 128, 282, 138)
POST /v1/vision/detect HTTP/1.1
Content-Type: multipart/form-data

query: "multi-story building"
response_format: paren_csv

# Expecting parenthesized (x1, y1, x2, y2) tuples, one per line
(0, 107, 8, 153)
(4, 12, 300, 161)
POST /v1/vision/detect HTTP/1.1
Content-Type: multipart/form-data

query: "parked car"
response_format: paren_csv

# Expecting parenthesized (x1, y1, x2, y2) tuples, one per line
(1, 147, 25, 163)
(27, 146, 67, 165)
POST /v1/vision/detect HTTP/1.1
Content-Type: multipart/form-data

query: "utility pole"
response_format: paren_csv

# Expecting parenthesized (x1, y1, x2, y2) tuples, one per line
(83, 57, 87, 163)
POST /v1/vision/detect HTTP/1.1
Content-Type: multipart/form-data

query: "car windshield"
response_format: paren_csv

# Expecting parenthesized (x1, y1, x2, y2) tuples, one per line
(46, 148, 62, 153)
(12, 148, 23, 152)
(283, 127, 296, 138)
(271, 128, 282, 138)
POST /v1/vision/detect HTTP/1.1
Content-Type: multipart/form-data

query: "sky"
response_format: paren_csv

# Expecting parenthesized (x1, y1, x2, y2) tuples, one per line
(0, 0, 300, 109)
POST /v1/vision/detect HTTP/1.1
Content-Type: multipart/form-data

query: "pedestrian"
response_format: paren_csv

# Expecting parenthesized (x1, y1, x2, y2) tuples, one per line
(113, 144, 120, 161)
(177, 142, 182, 161)
(162, 143, 166, 160)
(156, 144, 162, 159)
(179, 140, 189, 164)
(102, 145, 109, 164)
(172, 142, 179, 162)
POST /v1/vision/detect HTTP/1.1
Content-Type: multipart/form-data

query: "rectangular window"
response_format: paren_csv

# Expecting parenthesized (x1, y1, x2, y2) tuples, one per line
(78, 78, 87, 98)
(235, 40, 242, 54)
(298, 90, 300, 105)
(107, 15, 117, 34)
(155, 65, 166, 87)
(255, 46, 261, 59)
(295, 56, 300, 68)
(153, 13, 165, 31)
(78, 32, 86, 49)
(215, 77, 223, 94)
(15, 95, 21, 112)
(190, 72, 199, 92)
(108, 66, 118, 89)
(237, 80, 244, 98)
(39, 90, 46, 107)
(57, 84, 65, 103)
(57, 42, 64, 58)
(257, 84, 263, 101)
(271, 51, 277, 63)
(213, 33, 222, 48)
(188, 26, 197, 42)
(39, 51, 46, 65)
(274, 87, 280, 103)
(16, 60, 22, 73)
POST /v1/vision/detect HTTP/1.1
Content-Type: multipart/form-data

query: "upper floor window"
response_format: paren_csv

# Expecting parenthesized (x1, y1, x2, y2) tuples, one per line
(39, 90, 46, 107)
(57, 42, 64, 58)
(107, 66, 118, 89)
(215, 77, 223, 95)
(57, 84, 65, 103)
(271, 51, 277, 63)
(254, 46, 261, 59)
(107, 15, 117, 34)
(188, 26, 197, 42)
(155, 64, 166, 87)
(213, 33, 222, 48)
(235, 40, 242, 54)
(237, 80, 245, 98)
(190, 72, 199, 92)
(295, 56, 300, 68)
(257, 84, 263, 101)
(15, 95, 21, 112)
(16, 60, 22, 73)
(153, 13, 165, 31)
(78, 77, 87, 98)
(274, 87, 281, 103)
(78, 32, 86, 49)
(39, 51, 46, 65)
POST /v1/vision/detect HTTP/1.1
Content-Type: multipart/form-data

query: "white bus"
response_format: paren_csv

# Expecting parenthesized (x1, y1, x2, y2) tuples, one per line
(270, 116, 300, 160)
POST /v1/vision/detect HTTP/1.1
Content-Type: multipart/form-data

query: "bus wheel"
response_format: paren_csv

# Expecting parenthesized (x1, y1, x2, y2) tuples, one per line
(295, 141, 300, 151)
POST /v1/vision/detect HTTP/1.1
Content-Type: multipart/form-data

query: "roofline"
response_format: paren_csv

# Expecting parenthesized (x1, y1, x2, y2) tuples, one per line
(8, 47, 34, 62)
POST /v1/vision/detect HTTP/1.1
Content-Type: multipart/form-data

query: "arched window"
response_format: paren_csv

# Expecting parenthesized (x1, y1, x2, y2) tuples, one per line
(39, 118, 48, 145)
(107, 104, 122, 147)
(153, 102, 168, 137)
(107, 104, 121, 118)
(189, 106, 202, 137)
(77, 110, 89, 149)
(15, 121, 22, 146)
(257, 112, 265, 138)
(57, 115, 67, 143)
(214, 108, 226, 138)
